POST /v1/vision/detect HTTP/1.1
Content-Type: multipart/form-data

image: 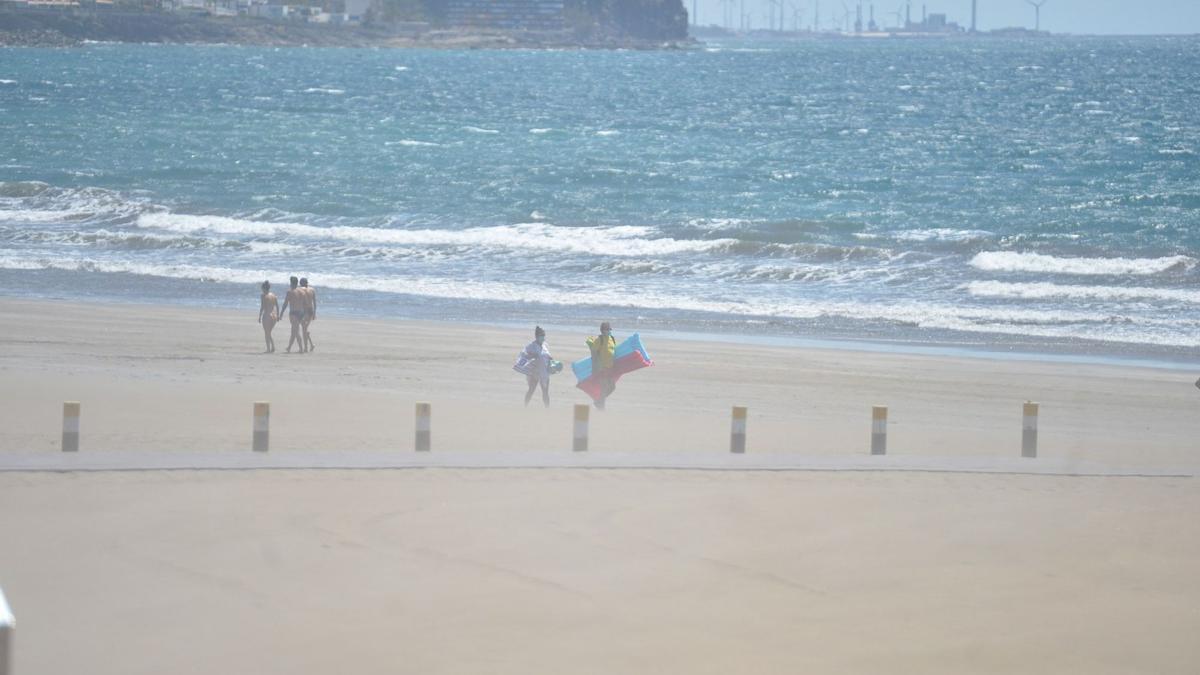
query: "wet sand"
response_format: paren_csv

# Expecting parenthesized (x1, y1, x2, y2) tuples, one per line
(0, 298, 1197, 673)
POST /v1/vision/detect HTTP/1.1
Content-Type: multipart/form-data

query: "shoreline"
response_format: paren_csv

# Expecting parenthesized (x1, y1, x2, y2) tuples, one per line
(6, 280, 1197, 371)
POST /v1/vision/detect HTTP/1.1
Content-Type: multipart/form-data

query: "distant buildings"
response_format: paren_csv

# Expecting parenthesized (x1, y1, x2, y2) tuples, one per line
(444, 0, 564, 31)
(0, 0, 377, 24)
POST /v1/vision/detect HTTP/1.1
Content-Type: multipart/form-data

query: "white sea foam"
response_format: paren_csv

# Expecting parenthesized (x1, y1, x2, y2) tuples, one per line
(135, 213, 736, 256)
(0, 208, 97, 224)
(0, 191, 147, 224)
(0, 80, 15, 85)
(529, 128, 553, 134)
(887, 228, 993, 243)
(245, 241, 304, 254)
(970, 251, 1195, 276)
(685, 217, 752, 231)
(596, 130, 620, 136)
(386, 139, 441, 147)
(4, 254, 1196, 347)
(303, 87, 345, 95)
(964, 281, 1200, 304)
(464, 126, 500, 134)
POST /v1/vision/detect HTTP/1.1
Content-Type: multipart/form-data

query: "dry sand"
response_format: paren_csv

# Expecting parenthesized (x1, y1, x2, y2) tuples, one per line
(0, 297, 1197, 673)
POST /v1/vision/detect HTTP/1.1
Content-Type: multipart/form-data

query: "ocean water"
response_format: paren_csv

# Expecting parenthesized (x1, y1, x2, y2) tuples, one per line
(1, 38, 1198, 360)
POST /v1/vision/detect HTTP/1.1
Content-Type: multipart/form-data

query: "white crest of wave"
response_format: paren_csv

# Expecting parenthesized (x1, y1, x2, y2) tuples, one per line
(890, 228, 993, 242)
(0, 208, 95, 224)
(971, 251, 1195, 276)
(0, 187, 148, 224)
(463, 126, 500, 134)
(135, 213, 734, 256)
(965, 281, 1200, 304)
(386, 139, 441, 147)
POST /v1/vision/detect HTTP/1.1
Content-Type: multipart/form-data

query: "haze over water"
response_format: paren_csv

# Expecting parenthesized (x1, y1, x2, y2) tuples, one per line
(1, 38, 1198, 360)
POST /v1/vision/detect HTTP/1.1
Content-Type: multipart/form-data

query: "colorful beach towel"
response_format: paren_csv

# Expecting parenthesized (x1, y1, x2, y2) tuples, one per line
(513, 347, 563, 377)
(571, 333, 653, 401)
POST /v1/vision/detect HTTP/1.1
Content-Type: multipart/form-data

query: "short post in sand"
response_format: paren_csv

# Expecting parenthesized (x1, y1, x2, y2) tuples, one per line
(1022, 401, 1039, 458)
(62, 401, 80, 452)
(573, 404, 589, 452)
(415, 402, 432, 452)
(871, 405, 887, 455)
(0, 585, 13, 675)
(730, 406, 748, 453)
(253, 402, 270, 452)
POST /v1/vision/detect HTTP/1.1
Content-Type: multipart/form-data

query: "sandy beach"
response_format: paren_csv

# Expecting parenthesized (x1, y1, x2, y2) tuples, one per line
(0, 297, 1198, 673)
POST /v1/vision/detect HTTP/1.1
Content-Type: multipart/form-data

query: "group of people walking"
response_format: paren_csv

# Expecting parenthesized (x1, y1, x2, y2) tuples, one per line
(518, 322, 617, 409)
(257, 276, 317, 354)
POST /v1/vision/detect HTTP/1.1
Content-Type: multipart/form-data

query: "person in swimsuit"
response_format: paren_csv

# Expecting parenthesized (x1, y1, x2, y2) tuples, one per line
(522, 326, 551, 408)
(257, 280, 280, 353)
(277, 276, 306, 354)
(300, 277, 317, 353)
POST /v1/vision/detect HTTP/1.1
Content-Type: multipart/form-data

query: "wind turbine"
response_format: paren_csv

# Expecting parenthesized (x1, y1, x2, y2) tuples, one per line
(1026, 0, 1047, 32)
(790, 2, 805, 31)
(722, 0, 738, 29)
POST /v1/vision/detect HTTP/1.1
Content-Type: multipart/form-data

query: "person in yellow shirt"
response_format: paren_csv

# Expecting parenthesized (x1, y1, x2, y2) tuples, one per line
(586, 321, 617, 409)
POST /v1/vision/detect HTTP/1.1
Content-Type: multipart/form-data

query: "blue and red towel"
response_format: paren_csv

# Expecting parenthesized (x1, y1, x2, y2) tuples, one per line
(571, 333, 653, 401)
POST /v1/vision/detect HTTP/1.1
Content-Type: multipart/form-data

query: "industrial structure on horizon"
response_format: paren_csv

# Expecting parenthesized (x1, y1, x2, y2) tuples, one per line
(694, 0, 1051, 37)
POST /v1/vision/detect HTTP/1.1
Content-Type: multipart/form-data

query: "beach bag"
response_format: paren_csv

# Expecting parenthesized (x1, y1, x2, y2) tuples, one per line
(513, 350, 535, 376)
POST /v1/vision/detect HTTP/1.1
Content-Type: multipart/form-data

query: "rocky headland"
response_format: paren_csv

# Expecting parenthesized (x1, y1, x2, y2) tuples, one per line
(0, 0, 692, 48)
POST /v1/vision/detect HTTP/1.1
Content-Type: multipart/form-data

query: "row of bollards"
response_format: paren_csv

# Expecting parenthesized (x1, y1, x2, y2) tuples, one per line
(53, 400, 1041, 457)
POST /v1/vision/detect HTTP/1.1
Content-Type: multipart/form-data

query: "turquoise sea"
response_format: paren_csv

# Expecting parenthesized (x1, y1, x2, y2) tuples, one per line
(1, 38, 1198, 360)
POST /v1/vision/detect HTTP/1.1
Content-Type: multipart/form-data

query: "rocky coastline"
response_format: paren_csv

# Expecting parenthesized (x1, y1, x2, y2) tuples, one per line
(0, 8, 695, 49)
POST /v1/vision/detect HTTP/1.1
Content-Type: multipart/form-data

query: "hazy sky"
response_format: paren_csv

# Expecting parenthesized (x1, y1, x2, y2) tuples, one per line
(691, 0, 1200, 35)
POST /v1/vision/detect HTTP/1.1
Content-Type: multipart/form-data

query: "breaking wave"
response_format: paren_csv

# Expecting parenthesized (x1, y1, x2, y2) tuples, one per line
(965, 281, 1200, 304)
(135, 213, 737, 257)
(970, 251, 1195, 276)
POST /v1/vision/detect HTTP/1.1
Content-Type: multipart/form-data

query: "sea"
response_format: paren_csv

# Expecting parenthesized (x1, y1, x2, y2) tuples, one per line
(1, 37, 1198, 363)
